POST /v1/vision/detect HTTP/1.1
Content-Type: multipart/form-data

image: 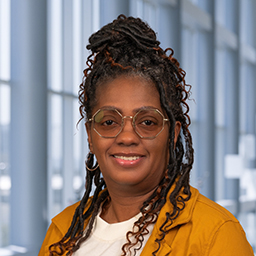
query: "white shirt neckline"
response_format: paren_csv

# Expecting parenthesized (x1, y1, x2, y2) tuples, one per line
(93, 211, 142, 241)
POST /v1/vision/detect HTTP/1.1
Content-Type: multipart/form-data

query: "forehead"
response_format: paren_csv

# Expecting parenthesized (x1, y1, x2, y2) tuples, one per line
(94, 75, 162, 113)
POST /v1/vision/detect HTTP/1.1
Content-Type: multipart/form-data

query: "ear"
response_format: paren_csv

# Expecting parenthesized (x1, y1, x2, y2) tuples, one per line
(174, 121, 181, 146)
(85, 123, 94, 154)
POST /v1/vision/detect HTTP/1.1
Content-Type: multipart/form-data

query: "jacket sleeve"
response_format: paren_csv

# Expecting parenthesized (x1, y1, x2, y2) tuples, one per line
(206, 221, 254, 256)
(38, 222, 63, 256)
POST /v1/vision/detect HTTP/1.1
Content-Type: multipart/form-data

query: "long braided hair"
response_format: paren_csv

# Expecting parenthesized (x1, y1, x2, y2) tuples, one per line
(49, 15, 194, 256)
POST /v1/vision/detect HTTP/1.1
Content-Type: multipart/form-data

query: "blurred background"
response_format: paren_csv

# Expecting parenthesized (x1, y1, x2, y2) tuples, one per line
(0, 0, 255, 255)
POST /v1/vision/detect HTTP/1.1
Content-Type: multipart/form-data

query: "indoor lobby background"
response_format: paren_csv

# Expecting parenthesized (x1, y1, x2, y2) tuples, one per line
(0, 0, 255, 255)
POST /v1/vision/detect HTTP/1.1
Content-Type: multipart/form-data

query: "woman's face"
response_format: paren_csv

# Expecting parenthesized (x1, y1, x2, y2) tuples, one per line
(86, 75, 180, 196)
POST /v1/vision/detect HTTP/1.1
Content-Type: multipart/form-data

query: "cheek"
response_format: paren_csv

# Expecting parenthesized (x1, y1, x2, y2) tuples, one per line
(90, 135, 111, 158)
(148, 137, 169, 162)
(159, 136, 170, 165)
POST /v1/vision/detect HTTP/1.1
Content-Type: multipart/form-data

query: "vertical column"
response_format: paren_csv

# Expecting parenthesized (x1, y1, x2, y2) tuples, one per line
(224, 0, 240, 205)
(196, 29, 216, 200)
(181, 2, 216, 200)
(62, 0, 75, 209)
(224, 50, 240, 203)
(10, 0, 47, 253)
(203, 2, 216, 200)
(158, 1, 182, 61)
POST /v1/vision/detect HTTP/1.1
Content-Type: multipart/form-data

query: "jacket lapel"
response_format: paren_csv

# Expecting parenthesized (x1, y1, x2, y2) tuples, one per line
(141, 186, 199, 255)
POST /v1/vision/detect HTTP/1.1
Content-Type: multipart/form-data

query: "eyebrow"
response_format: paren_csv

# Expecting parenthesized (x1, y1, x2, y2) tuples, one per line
(100, 105, 159, 114)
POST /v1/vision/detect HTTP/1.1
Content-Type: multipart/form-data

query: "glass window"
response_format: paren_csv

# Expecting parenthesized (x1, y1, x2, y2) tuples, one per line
(216, 0, 238, 34)
(240, 62, 256, 134)
(0, 0, 10, 247)
(47, 0, 97, 221)
(189, 0, 212, 14)
(241, 0, 256, 46)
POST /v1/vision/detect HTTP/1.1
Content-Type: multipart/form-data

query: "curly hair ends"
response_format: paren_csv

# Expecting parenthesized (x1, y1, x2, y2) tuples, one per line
(49, 14, 194, 255)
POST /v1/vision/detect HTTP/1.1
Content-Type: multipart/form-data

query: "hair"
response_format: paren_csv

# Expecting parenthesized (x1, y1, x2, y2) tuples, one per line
(49, 15, 194, 256)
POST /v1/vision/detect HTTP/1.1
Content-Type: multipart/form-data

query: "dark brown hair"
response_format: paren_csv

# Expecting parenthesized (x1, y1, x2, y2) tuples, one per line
(49, 14, 193, 256)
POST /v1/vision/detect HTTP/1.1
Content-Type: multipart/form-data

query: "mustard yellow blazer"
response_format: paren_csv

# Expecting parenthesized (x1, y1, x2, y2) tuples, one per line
(39, 186, 254, 255)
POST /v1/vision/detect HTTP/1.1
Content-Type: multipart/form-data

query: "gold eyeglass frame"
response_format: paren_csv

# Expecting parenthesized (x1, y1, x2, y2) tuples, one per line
(88, 107, 169, 139)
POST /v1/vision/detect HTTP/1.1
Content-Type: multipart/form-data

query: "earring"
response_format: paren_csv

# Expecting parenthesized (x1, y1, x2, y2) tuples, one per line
(86, 152, 99, 171)
(86, 163, 99, 171)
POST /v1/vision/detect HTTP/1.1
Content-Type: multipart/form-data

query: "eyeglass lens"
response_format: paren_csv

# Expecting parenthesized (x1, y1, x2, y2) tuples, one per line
(93, 108, 165, 138)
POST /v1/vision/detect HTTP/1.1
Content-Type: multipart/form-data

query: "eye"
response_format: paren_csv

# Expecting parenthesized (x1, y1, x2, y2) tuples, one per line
(102, 119, 116, 126)
(94, 110, 121, 127)
(141, 120, 155, 126)
(100, 114, 120, 127)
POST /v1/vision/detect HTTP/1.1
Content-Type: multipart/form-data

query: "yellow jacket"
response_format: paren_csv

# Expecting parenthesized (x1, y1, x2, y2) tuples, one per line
(39, 186, 254, 255)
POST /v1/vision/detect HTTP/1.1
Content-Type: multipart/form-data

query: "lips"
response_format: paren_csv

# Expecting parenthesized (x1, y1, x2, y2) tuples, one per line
(112, 154, 143, 167)
(114, 155, 140, 161)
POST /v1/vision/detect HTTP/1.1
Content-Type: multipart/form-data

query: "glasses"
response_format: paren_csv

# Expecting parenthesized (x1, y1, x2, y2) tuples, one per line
(88, 107, 169, 139)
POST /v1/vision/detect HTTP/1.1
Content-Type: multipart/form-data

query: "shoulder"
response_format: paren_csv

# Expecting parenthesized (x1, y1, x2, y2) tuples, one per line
(52, 201, 81, 236)
(39, 198, 94, 255)
(51, 195, 93, 236)
(160, 185, 239, 228)
(158, 186, 253, 255)
(186, 187, 253, 255)
(188, 187, 243, 237)
(193, 189, 239, 224)
(38, 202, 80, 256)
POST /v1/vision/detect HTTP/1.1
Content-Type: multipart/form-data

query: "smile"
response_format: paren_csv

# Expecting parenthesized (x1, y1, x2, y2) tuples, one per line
(114, 155, 141, 161)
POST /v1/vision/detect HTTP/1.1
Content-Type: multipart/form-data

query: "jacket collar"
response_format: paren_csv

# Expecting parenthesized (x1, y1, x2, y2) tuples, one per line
(157, 185, 199, 229)
(141, 185, 199, 255)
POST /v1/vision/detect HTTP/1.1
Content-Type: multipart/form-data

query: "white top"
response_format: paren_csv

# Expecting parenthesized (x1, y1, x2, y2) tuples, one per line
(73, 211, 154, 256)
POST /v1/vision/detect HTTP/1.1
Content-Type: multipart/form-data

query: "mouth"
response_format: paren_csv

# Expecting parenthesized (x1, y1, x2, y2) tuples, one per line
(112, 154, 143, 167)
(114, 155, 141, 161)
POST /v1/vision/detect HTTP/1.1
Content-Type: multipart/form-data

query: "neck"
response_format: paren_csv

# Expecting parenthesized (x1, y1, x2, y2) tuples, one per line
(100, 187, 156, 223)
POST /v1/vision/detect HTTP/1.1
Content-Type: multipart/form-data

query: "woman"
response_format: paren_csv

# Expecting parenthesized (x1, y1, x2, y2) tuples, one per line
(39, 15, 254, 256)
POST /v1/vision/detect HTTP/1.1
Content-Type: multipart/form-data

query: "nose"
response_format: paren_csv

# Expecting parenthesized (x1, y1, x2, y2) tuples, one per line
(115, 116, 140, 145)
